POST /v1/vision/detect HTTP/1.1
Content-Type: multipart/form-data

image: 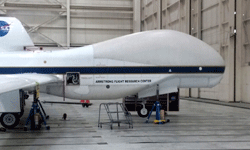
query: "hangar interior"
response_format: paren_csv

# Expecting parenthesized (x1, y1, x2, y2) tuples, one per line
(1, 0, 250, 149)
(1, 0, 249, 103)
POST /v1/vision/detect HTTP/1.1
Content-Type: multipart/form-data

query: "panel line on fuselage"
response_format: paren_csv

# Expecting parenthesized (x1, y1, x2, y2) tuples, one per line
(0, 66, 225, 74)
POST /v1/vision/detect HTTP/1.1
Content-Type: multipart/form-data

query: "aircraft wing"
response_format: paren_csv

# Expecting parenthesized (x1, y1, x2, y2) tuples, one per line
(0, 74, 61, 94)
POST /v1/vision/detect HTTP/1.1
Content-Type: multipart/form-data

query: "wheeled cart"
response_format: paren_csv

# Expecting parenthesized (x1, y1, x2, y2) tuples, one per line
(123, 90, 179, 118)
(0, 90, 25, 129)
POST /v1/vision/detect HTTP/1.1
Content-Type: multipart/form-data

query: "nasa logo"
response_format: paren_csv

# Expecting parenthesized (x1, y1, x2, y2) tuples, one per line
(0, 21, 10, 37)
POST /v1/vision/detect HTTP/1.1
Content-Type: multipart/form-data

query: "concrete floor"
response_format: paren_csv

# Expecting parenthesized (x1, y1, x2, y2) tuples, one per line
(1, 94, 250, 149)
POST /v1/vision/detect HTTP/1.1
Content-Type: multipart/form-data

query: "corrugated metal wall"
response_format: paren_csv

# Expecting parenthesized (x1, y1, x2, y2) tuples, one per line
(138, 0, 250, 102)
(141, 0, 161, 30)
(162, 0, 189, 32)
(190, 0, 235, 102)
(237, 0, 250, 103)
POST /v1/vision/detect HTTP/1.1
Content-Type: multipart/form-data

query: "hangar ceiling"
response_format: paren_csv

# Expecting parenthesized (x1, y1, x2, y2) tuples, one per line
(0, 0, 133, 47)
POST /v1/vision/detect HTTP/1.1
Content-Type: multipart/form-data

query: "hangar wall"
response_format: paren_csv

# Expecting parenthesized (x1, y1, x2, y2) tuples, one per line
(0, 0, 133, 47)
(237, 0, 250, 103)
(137, 0, 250, 103)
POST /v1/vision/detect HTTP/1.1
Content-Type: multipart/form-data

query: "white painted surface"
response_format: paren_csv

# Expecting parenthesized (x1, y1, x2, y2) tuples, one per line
(93, 30, 225, 66)
(0, 18, 225, 101)
(0, 17, 34, 52)
(0, 74, 60, 94)
(0, 90, 20, 113)
(0, 46, 94, 67)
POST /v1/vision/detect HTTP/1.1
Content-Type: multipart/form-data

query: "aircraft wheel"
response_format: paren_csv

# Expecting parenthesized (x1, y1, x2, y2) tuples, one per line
(137, 107, 149, 118)
(0, 113, 20, 129)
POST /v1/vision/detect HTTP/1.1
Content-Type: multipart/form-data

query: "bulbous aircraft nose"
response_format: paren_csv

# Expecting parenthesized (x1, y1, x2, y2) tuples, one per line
(93, 30, 225, 69)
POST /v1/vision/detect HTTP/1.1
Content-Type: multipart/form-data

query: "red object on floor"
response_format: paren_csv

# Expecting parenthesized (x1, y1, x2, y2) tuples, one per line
(80, 100, 89, 103)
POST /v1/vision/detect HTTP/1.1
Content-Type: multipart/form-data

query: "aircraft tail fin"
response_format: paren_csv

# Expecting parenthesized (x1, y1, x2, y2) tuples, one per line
(0, 17, 34, 52)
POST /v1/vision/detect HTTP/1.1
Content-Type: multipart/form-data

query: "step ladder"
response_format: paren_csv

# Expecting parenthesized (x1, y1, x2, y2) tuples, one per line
(98, 103, 133, 129)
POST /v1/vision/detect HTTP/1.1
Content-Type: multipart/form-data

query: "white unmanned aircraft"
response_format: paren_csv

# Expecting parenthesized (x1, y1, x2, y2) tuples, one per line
(0, 17, 225, 128)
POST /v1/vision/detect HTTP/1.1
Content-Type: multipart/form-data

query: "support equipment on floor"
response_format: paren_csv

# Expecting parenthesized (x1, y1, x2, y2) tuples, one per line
(145, 84, 170, 124)
(145, 101, 169, 124)
(24, 89, 50, 131)
(98, 103, 133, 129)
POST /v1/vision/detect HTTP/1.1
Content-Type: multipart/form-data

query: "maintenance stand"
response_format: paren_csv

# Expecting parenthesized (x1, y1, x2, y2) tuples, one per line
(145, 101, 170, 124)
(24, 89, 50, 131)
